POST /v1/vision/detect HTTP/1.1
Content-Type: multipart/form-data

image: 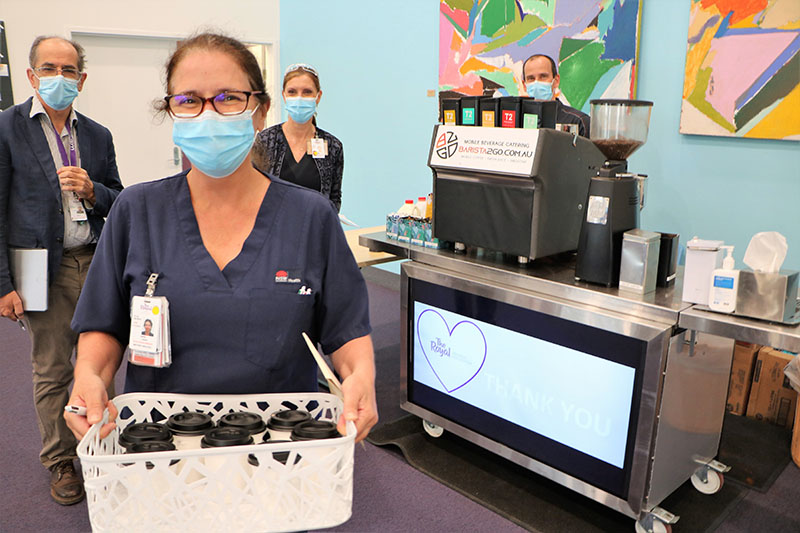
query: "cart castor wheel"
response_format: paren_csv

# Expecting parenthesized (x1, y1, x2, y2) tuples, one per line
(634, 518, 672, 533)
(691, 467, 724, 494)
(422, 419, 444, 438)
(635, 507, 677, 533)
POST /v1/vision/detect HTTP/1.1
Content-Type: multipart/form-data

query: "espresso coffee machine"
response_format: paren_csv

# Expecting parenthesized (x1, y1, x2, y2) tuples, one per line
(575, 99, 654, 287)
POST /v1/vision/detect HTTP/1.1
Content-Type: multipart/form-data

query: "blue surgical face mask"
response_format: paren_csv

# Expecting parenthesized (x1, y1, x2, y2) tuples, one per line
(36, 75, 80, 110)
(526, 80, 554, 101)
(172, 110, 256, 179)
(285, 96, 316, 124)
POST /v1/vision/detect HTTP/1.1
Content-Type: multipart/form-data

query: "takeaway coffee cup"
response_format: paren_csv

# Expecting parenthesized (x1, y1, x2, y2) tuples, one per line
(290, 420, 340, 464)
(117, 440, 179, 521)
(219, 411, 267, 443)
(166, 411, 214, 450)
(267, 409, 312, 441)
(290, 420, 341, 501)
(118, 422, 173, 452)
(201, 427, 255, 498)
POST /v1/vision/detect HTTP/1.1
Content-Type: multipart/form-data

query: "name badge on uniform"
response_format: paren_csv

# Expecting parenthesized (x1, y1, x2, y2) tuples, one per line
(309, 138, 328, 159)
(68, 192, 88, 222)
(128, 274, 172, 368)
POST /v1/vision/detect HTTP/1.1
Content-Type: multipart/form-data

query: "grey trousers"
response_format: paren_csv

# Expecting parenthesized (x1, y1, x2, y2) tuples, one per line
(22, 244, 113, 469)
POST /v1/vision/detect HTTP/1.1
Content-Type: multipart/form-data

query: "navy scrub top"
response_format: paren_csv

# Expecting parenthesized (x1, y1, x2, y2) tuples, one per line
(71, 170, 371, 395)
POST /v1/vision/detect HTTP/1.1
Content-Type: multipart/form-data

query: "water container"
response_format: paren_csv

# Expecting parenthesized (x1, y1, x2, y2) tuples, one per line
(415, 197, 427, 218)
(397, 200, 416, 216)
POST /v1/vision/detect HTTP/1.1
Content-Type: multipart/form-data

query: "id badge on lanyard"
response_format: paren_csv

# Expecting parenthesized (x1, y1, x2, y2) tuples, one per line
(129, 273, 172, 368)
(54, 123, 88, 223)
(308, 137, 328, 159)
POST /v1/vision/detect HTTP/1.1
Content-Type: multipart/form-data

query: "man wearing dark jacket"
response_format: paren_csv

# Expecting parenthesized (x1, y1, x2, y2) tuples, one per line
(0, 36, 123, 505)
(523, 53, 591, 138)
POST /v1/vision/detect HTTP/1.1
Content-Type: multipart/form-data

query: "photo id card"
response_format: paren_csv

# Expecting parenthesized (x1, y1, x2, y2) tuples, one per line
(68, 193, 88, 222)
(129, 295, 171, 367)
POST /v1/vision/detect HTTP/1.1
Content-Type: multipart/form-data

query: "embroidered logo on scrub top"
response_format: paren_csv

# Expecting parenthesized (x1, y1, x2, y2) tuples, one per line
(274, 270, 302, 284)
(297, 285, 313, 295)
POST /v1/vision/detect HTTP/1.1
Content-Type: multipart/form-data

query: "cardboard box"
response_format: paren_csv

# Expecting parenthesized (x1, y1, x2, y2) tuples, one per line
(726, 342, 761, 415)
(746, 347, 798, 428)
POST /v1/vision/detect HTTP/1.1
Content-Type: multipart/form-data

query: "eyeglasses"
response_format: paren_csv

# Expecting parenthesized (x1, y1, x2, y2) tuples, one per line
(284, 63, 318, 78)
(164, 90, 264, 118)
(34, 66, 81, 81)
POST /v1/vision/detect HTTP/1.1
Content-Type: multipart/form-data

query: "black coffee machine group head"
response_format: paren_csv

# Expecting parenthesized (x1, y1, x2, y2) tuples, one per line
(575, 99, 654, 287)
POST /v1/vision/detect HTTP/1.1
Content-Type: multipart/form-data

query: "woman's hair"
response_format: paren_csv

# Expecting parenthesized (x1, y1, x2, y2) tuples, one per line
(155, 32, 271, 114)
(283, 65, 321, 92)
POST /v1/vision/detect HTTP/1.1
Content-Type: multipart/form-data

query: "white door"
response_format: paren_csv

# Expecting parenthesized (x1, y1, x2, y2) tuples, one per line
(72, 34, 181, 187)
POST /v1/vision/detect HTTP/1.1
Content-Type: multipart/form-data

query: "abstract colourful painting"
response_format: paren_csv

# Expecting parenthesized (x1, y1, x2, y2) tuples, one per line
(680, 0, 800, 141)
(439, 0, 643, 112)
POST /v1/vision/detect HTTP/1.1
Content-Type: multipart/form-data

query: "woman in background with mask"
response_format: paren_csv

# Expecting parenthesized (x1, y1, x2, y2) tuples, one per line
(65, 33, 377, 444)
(253, 63, 344, 212)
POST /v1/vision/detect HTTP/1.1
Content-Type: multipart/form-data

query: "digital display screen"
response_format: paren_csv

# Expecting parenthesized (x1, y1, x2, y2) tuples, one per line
(407, 278, 647, 497)
(713, 275, 734, 289)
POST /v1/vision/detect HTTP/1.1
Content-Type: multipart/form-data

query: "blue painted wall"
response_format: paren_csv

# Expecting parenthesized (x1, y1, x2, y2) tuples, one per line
(280, 1, 800, 270)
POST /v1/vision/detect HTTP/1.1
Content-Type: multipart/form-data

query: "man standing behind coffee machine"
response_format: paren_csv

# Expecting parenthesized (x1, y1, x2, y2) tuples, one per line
(522, 53, 591, 138)
(0, 36, 123, 505)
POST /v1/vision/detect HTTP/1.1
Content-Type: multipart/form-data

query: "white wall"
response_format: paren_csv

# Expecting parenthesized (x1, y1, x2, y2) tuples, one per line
(3, 0, 280, 111)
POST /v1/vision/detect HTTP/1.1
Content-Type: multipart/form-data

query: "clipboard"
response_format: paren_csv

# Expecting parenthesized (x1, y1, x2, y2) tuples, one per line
(9, 248, 48, 311)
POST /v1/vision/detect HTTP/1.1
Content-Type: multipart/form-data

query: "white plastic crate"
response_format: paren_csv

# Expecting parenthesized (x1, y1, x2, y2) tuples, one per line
(77, 392, 355, 533)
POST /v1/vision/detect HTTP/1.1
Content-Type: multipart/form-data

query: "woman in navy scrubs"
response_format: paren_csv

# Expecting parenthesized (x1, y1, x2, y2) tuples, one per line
(253, 64, 344, 212)
(65, 33, 377, 443)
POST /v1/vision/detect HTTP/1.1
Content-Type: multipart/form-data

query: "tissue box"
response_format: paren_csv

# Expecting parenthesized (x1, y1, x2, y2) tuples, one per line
(736, 269, 799, 323)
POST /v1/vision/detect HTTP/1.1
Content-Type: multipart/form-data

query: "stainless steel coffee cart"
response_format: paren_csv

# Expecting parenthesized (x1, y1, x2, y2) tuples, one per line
(360, 232, 800, 533)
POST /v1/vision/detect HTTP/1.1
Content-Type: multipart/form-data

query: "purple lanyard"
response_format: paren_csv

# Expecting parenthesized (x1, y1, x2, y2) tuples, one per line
(51, 121, 78, 167)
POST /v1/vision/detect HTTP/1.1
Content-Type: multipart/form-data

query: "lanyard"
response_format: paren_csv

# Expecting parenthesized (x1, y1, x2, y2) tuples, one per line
(51, 121, 78, 167)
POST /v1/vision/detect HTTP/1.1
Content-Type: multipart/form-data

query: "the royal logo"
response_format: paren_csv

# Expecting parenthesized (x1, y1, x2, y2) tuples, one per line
(435, 131, 458, 159)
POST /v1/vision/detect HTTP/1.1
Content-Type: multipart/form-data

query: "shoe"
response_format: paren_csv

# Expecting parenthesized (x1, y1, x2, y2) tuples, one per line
(50, 460, 85, 505)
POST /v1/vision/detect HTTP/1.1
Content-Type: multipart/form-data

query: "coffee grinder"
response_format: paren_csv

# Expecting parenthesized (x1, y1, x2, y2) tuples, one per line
(575, 99, 653, 287)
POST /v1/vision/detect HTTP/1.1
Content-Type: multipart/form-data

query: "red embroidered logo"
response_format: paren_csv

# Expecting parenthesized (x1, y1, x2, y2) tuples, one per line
(275, 270, 301, 283)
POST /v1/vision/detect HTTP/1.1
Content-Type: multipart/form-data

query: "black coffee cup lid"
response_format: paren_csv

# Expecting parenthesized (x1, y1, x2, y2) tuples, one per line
(290, 420, 340, 441)
(166, 412, 214, 435)
(219, 411, 266, 434)
(201, 427, 254, 448)
(127, 441, 179, 468)
(119, 422, 173, 449)
(267, 409, 312, 430)
(129, 441, 176, 453)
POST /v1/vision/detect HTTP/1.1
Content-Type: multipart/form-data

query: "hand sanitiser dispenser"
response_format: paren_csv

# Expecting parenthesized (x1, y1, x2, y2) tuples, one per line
(709, 246, 739, 313)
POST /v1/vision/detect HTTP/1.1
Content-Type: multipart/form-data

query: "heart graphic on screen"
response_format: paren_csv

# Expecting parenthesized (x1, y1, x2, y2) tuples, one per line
(417, 309, 487, 393)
